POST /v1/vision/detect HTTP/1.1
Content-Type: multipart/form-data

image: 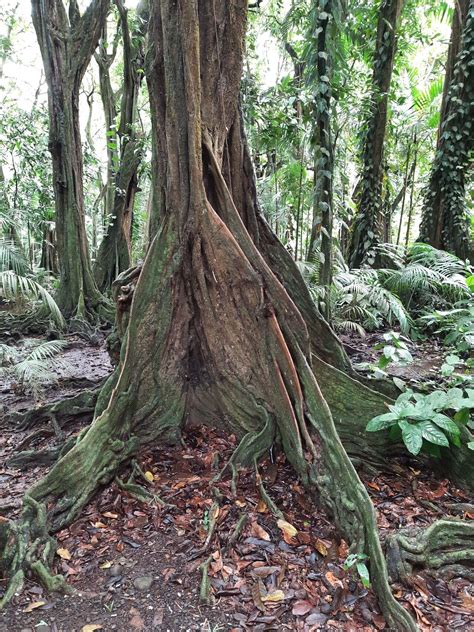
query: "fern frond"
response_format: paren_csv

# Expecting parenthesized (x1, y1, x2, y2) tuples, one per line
(25, 340, 68, 362)
(0, 270, 64, 327)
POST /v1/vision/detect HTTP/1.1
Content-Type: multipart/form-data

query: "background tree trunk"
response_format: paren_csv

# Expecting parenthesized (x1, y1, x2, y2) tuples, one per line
(306, 0, 338, 320)
(348, 0, 404, 268)
(418, 0, 473, 259)
(94, 0, 148, 292)
(31, 0, 109, 318)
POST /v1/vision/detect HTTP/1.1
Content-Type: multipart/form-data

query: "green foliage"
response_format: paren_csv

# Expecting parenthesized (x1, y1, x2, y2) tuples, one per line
(418, 3, 474, 257)
(343, 553, 370, 588)
(0, 339, 67, 398)
(374, 331, 413, 370)
(419, 301, 474, 353)
(0, 238, 64, 326)
(367, 387, 474, 456)
(303, 242, 473, 338)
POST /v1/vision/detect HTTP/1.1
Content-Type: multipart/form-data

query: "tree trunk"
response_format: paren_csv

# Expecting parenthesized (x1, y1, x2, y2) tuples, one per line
(94, 16, 120, 228)
(2, 3, 472, 628)
(94, 0, 148, 292)
(31, 0, 110, 319)
(306, 0, 337, 320)
(418, 0, 473, 259)
(347, 0, 404, 268)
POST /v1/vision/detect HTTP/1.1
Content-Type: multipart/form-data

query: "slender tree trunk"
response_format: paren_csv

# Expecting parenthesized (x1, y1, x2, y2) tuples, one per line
(94, 0, 148, 291)
(31, 0, 110, 319)
(405, 144, 418, 248)
(418, 0, 473, 258)
(306, 0, 337, 319)
(348, 0, 404, 268)
(94, 17, 120, 227)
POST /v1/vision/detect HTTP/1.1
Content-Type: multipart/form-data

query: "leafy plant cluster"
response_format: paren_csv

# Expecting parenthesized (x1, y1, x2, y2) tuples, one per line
(301, 242, 473, 340)
(367, 387, 474, 456)
(0, 338, 67, 398)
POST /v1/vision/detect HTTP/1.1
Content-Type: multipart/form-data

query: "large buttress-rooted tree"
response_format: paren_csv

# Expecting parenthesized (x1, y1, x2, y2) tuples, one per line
(348, 0, 404, 268)
(418, 0, 474, 259)
(2, 1, 473, 626)
(31, 0, 110, 318)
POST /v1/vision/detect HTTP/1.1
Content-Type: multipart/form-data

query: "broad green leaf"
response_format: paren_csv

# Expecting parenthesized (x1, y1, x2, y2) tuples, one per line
(419, 421, 450, 447)
(356, 562, 370, 588)
(431, 414, 460, 435)
(366, 413, 398, 431)
(399, 421, 423, 455)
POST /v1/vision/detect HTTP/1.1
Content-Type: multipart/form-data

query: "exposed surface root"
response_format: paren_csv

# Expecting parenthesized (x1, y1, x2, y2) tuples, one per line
(6, 388, 100, 431)
(0, 496, 72, 609)
(386, 519, 474, 583)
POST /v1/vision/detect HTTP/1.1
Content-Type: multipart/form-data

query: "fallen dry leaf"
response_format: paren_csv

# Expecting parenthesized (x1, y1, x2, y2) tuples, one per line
(314, 538, 328, 556)
(129, 606, 145, 630)
(261, 589, 285, 603)
(56, 547, 72, 560)
(102, 511, 118, 519)
(292, 599, 313, 616)
(277, 518, 298, 538)
(250, 520, 271, 541)
(461, 591, 474, 613)
(23, 601, 46, 613)
(99, 561, 112, 569)
(325, 571, 344, 588)
(81, 626, 103, 632)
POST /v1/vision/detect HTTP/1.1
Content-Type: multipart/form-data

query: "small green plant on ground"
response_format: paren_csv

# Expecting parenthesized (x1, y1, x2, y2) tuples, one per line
(366, 388, 474, 457)
(374, 331, 413, 370)
(355, 331, 413, 379)
(343, 553, 370, 588)
(419, 300, 474, 353)
(0, 339, 67, 399)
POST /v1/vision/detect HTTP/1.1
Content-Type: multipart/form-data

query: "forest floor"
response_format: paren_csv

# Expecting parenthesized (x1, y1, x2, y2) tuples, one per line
(1, 334, 473, 632)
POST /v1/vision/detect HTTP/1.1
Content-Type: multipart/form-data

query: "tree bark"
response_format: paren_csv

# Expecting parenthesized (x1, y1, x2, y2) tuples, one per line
(31, 0, 110, 318)
(418, 0, 473, 259)
(94, 0, 148, 292)
(347, 0, 404, 268)
(307, 0, 337, 320)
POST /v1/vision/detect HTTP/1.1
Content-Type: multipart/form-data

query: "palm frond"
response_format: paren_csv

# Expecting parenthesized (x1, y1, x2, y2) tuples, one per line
(0, 239, 29, 275)
(25, 340, 68, 362)
(0, 270, 64, 327)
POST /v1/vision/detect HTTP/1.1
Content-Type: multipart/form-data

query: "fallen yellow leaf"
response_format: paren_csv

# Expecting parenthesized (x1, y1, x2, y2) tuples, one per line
(277, 519, 298, 538)
(144, 471, 154, 482)
(314, 538, 328, 557)
(81, 626, 104, 632)
(94, 521, 107, 529)
(99, 561, 112, 569)
(56, 547, 72, 560)
(261, 589, 285, 603)
(23, 601, 46, 613)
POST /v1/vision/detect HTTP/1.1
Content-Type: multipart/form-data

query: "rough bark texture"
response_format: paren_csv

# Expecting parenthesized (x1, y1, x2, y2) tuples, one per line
(94, 0, 148, 292)
(2, 2, 472, 628)
(348, 0, 404, 268)
(31, 0, 110, 318)
(307, 0, 337, 318)
(418, 0, 473, 259)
